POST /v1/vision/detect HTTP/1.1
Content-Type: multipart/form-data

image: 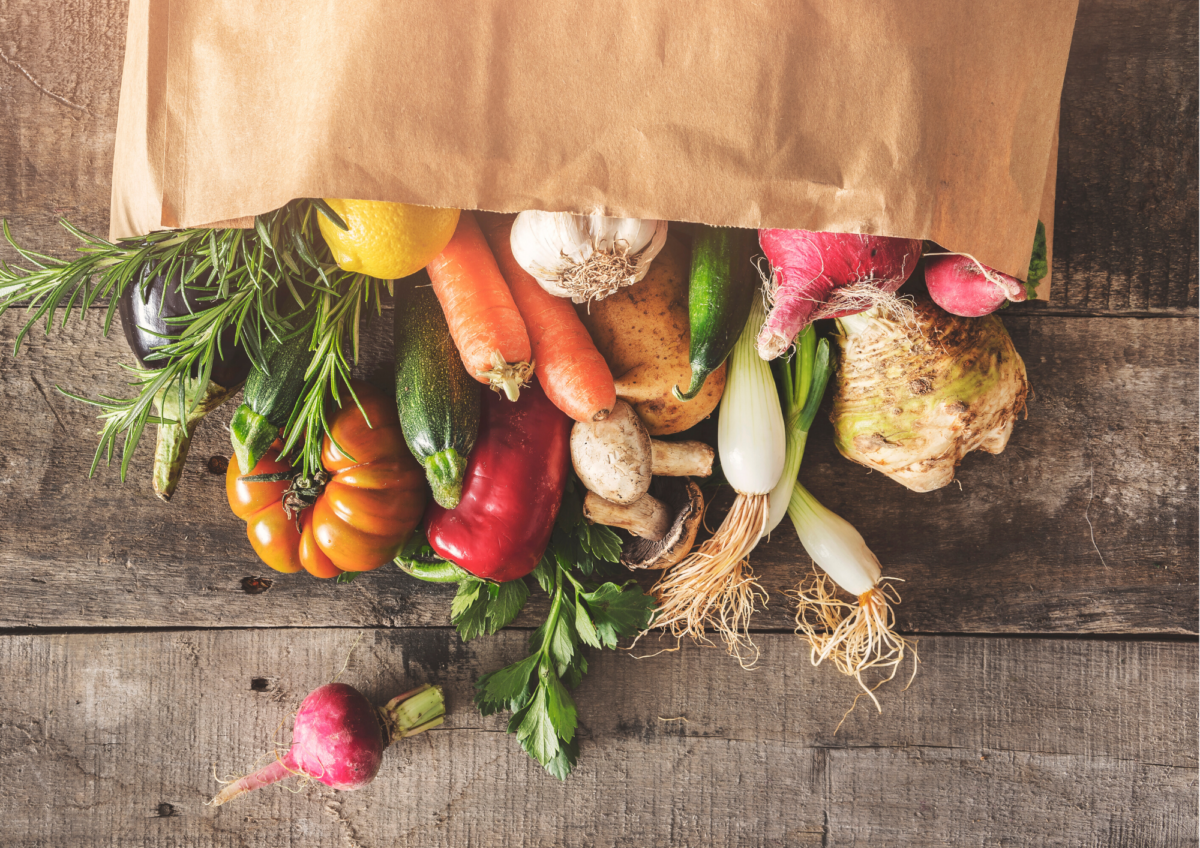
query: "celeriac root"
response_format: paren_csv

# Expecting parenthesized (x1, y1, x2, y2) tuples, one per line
(791, 568, 917, 712)
(651, 493, 770, 667)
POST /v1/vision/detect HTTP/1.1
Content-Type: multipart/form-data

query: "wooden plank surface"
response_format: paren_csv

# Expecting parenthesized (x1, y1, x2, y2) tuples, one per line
(0, 307, 1194, 634)
(1, 0, 1197, 315)
(0, 629, 1194, 848)
(1053, 0, 1199, 313)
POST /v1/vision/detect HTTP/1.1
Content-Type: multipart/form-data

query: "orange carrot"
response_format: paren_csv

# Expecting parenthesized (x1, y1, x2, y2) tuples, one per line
(426, 211, 533, 401)
(478, 212, 617, 423)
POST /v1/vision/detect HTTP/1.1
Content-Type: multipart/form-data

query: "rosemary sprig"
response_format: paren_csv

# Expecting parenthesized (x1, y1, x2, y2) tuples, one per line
(279, 271, 389, 478)
(60, 281, 273, 480)
(0, 220, 200, 355)
(0, 200, 385, 483)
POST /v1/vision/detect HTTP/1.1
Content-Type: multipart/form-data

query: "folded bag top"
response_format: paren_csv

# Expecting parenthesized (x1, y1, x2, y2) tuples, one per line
(111, 0, 1077, 284)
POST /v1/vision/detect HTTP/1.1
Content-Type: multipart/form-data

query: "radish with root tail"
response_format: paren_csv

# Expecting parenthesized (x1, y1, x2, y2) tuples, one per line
(756, 229, 922, 360)
(830, 295, 1029, 493)
(923, 255, 1030, 317)
(923, 220, 1047, 317)
(210, 682, 444, 806)
(651, 295, 785, 664)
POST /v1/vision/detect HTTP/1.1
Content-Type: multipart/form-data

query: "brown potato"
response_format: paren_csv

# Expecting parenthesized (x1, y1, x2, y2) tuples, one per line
(576, 233, 725, 435)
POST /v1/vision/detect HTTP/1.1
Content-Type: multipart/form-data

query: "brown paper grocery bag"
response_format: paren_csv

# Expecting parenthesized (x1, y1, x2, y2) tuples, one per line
(111, 0, 1077, 285)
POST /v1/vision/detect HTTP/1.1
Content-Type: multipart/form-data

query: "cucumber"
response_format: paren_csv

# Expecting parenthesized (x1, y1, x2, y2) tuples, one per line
(394, 274, 480, 509)
(229, 324, 315, 473)
(673, 226, 759, 401)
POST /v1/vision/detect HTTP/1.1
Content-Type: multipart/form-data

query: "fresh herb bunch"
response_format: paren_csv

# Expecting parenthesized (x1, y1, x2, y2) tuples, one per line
(397, 478, 656, 779)
(0, 200, 378, 481)
(278, 270, 391, 478)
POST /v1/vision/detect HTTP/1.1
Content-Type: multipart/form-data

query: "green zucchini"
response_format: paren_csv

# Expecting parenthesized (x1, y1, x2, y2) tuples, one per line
(673, 226, 759, 401)
(229, 325, 315, 473)
(394, 274, 480, 509)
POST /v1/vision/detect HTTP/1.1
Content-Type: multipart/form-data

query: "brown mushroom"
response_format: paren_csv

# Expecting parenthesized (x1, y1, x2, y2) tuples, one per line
(620, 478, 704, 570)
(581, 478, 704, 570)
(571, 400, 713, 504)
(582, 491, 673, 541)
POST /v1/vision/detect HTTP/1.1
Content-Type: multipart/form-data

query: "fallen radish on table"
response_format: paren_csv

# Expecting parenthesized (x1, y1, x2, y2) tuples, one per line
(651, 295, 785, 664)
(757, 229, 922, 360)
(210, 681, 444, 806)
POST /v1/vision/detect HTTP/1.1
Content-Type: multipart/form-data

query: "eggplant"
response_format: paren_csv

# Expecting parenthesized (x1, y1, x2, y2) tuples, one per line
(118, 260, 252, 501)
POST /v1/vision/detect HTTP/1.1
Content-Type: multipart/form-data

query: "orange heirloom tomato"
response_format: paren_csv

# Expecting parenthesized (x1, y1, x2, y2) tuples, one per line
(226, 381, 428, 577)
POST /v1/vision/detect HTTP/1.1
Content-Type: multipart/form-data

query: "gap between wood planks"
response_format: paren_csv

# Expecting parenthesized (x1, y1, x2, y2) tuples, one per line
(0, 623, 1193, 643)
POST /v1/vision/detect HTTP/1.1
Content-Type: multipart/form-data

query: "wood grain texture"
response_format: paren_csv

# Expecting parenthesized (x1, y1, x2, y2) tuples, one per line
(1052, 0, 1199, 312)
(0, 307, 1194, 634)
(0, 0, 1197, 314)
(0, 629, 1194, 848)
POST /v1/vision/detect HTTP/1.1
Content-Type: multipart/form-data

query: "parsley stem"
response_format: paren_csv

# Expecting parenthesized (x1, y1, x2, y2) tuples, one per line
(539, 568, 566, 667)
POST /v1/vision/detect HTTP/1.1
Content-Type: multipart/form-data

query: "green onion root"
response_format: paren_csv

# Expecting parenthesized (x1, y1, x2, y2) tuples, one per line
(651, 492, 771, 667)
(790, 569, 917, 712)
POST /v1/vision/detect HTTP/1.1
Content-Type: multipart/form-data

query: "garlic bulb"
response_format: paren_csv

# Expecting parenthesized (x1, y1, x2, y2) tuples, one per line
(510, 211, 669, 303)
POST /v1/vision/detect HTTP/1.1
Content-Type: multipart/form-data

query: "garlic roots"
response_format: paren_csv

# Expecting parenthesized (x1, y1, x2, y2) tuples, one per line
(510, 211, 668, 304)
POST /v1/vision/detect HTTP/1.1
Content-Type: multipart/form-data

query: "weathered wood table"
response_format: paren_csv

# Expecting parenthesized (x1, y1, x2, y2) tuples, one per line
(1, 2, 1196, 845)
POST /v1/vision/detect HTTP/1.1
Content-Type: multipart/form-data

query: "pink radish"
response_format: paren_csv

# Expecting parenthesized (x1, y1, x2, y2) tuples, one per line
(924, 254, 1028, 317)
(757, 229, 922, 360)
(211, 682, 444, 806)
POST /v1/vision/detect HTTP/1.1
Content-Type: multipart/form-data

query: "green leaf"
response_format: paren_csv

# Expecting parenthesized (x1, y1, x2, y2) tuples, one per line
(548, 604, 577, 675)
(1025, 219, 1047, 298)
(580, 582, 657, 649)
(335, 571, 359, 584)
(574, 599, 602, 649)
(486, 580, 531, 633)
(451, 579, 483, 620)
(452, 578, 530, 642)
(474, 653, 539, 716)
(562, 653, 588, 690)
(516, 683, 560, 766)
(543, 665, 578, 744)
(544, 734, 579, 781)
(580, 523, 622, 563)
(532, 552, 556, 595)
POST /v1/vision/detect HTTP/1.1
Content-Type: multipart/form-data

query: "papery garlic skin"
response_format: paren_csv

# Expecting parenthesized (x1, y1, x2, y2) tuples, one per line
(510, 211, 669, 303)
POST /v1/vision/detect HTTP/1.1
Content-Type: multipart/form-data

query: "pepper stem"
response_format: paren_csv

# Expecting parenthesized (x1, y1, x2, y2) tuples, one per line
(153, 375, 242, 501)
(378, 684, 446, 745)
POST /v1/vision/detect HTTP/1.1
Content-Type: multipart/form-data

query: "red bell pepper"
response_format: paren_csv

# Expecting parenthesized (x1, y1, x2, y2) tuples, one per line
(424, 381, 571, 582)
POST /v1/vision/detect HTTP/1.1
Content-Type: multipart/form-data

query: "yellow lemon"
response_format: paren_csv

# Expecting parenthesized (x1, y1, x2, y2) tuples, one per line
(317, 199, 460, 280)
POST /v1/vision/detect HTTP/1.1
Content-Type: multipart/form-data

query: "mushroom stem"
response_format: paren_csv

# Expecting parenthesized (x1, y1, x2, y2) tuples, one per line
(583, 492, 671, 541)
(651, 440, 714, 478)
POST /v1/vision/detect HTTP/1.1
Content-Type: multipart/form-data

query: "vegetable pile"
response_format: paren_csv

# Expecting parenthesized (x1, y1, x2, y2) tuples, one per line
(0, 199, 1042, 784)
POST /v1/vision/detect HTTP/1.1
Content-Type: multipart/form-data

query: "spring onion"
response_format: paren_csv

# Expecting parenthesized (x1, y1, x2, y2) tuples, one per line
(651, 295, 785, 663)
(764, 324, 831, 535)
(778, 333, 916, 709)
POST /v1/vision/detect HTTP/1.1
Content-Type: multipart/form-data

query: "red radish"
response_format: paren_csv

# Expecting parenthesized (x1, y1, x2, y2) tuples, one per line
(924, 254, 1028, 317)
(757, 229, 922, 360)
(210, 682, 444, 806)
